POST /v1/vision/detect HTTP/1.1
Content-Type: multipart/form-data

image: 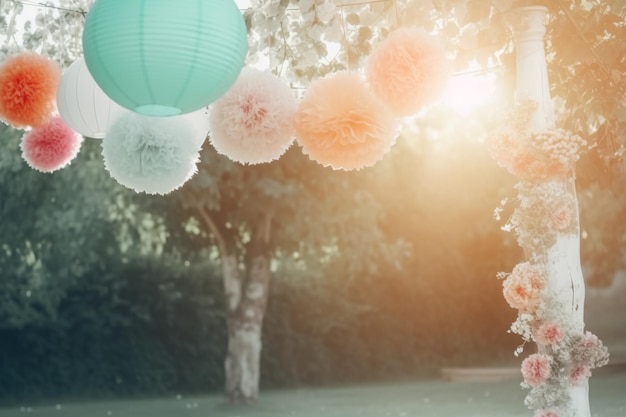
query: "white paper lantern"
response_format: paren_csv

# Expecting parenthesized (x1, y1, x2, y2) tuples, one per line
(56, 57, 123, 139)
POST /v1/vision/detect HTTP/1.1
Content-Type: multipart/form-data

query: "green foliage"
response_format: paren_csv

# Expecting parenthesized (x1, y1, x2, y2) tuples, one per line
(0, 254, 227, 399)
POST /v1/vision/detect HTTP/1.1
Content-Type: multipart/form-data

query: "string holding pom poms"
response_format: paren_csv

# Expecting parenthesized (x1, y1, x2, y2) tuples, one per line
(102, 111, 203, 195)
(0, 53, 61, 128)
(294, 72, 396, 171)
(209, 68, 297, 164)
(366, 28, 450, 117)
(20, 116, 82, 173)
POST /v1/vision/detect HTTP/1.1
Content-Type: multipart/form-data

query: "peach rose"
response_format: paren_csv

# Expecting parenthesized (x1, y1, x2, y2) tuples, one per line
(503, 262, 545, 313)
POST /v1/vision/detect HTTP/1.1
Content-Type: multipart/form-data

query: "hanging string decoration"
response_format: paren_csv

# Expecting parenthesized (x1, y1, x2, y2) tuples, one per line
(0, 52, 61, 128)
(208, 68, 297, 164)
(56, 57, 124, 139)
(20, 115, 82, 173)
(294, 72, 396, 171)
(366, 27, 450, 117)
(82, 0, 248, 117)
(101, 111, 206, 195)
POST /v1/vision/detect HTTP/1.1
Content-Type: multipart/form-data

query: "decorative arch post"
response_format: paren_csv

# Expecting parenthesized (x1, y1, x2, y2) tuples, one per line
(488, 6, 610, 417)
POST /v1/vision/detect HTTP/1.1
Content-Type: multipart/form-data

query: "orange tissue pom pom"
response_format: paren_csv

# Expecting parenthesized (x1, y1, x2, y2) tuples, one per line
(0, 52, 61, 128)
(294, 72, 396, 171)
(367, 28, 450, 117)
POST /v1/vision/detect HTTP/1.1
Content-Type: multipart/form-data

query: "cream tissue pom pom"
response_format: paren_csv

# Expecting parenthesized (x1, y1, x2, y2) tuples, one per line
(102, 110, 207, 195)
(209, 68, 297, 164)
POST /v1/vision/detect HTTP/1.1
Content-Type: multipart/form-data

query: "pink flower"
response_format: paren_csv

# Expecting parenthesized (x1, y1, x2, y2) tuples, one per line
(521, 353, 551, 387)
(509, 153, 564, 182)
(534, 410, 559, 417)
(502, 262, 545, 313)
(487, 130, 522, 169)
(548, 204, 573, 231)
(569, 364, 591, 385)
(573, 331, 610, 368)
(534, 323, 565, 346)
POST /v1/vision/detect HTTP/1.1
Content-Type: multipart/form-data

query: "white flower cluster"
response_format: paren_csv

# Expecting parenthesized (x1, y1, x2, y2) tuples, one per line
(530, 128, 588, 170)
(507, 181, 577, 257)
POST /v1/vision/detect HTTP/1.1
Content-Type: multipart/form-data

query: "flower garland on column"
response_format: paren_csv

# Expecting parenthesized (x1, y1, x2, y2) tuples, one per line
(488, 100, 609, 417)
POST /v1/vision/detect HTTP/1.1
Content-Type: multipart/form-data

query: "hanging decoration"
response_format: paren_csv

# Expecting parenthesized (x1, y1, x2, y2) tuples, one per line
(101, 110, 206, 195)
(366, 27, 450, 117)
(294, 72, 396, 171)
(0, 52, 61, 128)
(82, 0, 248, 117)
(208, 68, 297, 165)
(56, 57, 124, 139)
(20, 115, 82, 173)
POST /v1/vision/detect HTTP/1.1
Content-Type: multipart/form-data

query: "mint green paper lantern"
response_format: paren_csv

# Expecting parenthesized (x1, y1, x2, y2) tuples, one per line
(82, 0, 247, 117)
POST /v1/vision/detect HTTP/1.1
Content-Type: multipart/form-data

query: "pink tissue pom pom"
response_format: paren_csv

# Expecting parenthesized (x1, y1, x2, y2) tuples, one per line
(209, 68, 297, 164)
(20, 115, 82, 173)
(366, 28, 450, 117)
(294, 72, 396, 171)
(534, 410, 559, 417)
(521, 353, 551, 387)
(0, 52, 61, 128)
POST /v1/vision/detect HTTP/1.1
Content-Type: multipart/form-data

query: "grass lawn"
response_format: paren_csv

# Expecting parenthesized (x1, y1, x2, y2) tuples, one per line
(0, 373, 624, 417)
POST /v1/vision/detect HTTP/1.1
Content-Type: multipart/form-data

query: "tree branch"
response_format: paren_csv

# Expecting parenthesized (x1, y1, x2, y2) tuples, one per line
(196, 206, 228, 257)
(559, 1, 615, 84)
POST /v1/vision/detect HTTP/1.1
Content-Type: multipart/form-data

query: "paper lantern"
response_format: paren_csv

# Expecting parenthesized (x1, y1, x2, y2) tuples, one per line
(56, 57, 123, 138)
(82, 0, 248, 117)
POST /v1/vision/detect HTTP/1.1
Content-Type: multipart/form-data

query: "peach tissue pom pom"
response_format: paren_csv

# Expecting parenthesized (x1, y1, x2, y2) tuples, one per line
(366, 27, 450, 117)
(0, 52, 61, 128)
(294, 72, 396, 171)
(20, 115, 82, 173)
(209, 68, 297, 165)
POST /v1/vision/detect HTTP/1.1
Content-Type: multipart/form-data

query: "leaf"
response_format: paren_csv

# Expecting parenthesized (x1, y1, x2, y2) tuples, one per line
(316, 2, 336, 24)
(615, 105, 626, 123)
(612, 0, 626, 15)
(346, 13, 359, 25)
(493, 0, 514, 12)
(299, 0, 315, 13)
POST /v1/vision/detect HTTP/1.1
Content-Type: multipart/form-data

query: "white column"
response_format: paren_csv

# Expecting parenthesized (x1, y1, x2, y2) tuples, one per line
(510, 7, 589, 417)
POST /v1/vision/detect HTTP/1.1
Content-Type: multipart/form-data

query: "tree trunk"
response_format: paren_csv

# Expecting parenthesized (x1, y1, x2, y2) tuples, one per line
(511, 7, 590, 417)
(222, 229, 272, 404)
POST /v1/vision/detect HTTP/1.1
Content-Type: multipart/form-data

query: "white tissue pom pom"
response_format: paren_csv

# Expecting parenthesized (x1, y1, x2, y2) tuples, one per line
(102, 111, 203, 195)
(209, 68, 296, 164)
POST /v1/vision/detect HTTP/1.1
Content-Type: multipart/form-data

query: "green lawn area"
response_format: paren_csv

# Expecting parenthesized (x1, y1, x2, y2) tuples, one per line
(1, 373, 624, 417)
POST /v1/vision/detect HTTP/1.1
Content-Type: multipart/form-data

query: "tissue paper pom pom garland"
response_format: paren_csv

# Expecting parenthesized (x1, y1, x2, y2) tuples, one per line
(102, 112, 203, 195)
(294, 72, 396, 171)
(0, 53, 61, 128)
(20, 116, 82, 173)
(209, 68, 296, 164)
(366, 28, 450, 117)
